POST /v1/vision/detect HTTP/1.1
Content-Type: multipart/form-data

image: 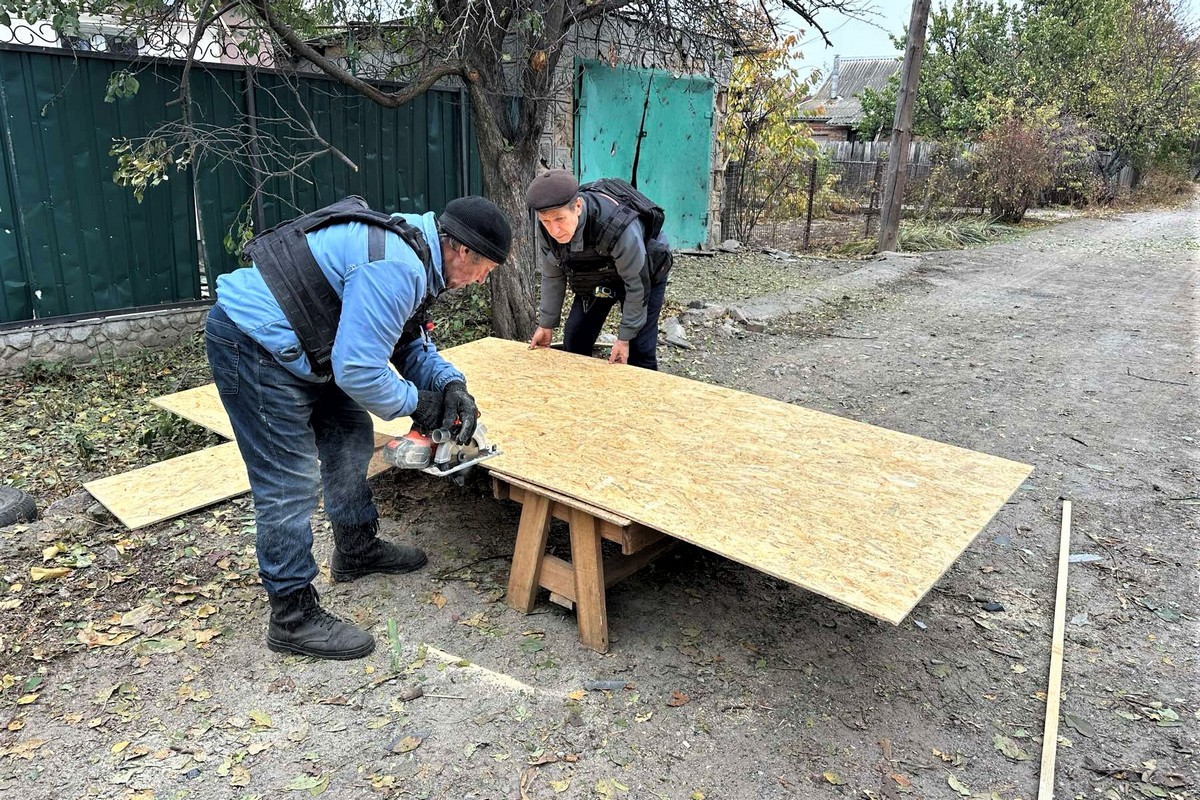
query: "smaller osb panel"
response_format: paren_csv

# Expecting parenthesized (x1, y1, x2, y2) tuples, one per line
(84, 442, 249, 530)
(151, 386, 235, 439)
(152, 384, 412, 445)
(442, 338, 1033, 624)
(92, 382, 414, 531)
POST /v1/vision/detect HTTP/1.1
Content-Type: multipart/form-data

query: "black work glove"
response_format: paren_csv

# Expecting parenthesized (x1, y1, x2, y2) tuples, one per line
(409, 390, 444, 434)
(440, 381, 479, 445)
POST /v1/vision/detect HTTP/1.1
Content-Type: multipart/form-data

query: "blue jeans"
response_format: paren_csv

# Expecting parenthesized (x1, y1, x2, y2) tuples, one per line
(562, 280, 668, 370)
(205, 305, 378, 597)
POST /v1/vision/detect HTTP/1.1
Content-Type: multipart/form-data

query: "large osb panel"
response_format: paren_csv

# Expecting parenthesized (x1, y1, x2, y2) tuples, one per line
(446, 338, 1032, 624)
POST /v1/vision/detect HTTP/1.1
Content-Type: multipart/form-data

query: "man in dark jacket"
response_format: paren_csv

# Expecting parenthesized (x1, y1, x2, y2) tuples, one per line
(525, 170, 671, 369)
(206, 196, 511, 660)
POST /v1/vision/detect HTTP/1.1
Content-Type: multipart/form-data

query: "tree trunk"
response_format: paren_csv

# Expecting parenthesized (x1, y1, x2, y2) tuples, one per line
(465, 81, 539, 341)
(481, 148, 539, 340)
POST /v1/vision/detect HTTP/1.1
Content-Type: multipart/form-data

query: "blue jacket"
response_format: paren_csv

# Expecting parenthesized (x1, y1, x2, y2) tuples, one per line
(213, 212, 464, 420)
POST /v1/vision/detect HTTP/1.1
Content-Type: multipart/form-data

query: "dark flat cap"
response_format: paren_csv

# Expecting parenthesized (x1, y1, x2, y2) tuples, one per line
(439, 196, 512, 265)
(526, 169, 580, 211)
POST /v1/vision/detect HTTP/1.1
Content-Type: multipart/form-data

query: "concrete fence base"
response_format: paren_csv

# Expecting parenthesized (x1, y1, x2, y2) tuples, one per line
(1, 306, 210, 376)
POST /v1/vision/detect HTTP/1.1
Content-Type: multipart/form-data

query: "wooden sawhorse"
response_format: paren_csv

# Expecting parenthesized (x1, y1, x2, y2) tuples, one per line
(493, 475, 675, 653)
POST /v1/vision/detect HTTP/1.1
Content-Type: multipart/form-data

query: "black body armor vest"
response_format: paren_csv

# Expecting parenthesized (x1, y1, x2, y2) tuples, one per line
(242, 196, 435, 376)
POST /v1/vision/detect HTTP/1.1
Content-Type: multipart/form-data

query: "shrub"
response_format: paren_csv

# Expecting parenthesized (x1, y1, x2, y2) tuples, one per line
(972, 117, 1058, 222)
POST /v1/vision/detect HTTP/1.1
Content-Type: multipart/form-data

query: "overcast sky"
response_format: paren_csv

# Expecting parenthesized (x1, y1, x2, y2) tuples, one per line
(788, 0, 1199, 79)
(786, 0, 916, 76)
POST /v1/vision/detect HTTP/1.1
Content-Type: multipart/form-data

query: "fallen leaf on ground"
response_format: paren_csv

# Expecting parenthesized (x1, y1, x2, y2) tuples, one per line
(77, 626, 138, 648)
(948, 775, 971, 796)
(994, 734, 1031, 761)
(666, 691, 690, 707)
(1, 738, 47, 759)
(285, 773, 329, 796)
(823, 772, 847, 785)
(118, 605, 159, 628)
(132, 638, 185, 656)
(391, 735, 424, 754)
(248, 710, 272, 728)
(1063, 713, 1096, 737)
(230, 765, 251, 786)
(194, 629, 222, 644)
(30, 566, 71, 582)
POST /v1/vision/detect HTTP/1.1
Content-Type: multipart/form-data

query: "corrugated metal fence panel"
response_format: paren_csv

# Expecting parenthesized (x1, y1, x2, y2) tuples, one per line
(0, 46, 483, 325)
(0, 104, 26, 322)
(249, 76, 470, 230)
(0, 50, 199, 321)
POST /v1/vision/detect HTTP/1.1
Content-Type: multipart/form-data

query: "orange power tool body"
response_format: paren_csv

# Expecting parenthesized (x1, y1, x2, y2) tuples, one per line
(381, 422, 500, 480)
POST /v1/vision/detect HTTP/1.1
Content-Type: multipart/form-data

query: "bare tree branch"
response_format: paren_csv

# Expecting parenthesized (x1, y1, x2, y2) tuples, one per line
(250, 0, 465, 107)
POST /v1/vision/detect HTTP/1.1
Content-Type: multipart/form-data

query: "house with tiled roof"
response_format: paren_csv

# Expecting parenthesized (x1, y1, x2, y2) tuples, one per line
(798, 55, 901, 142)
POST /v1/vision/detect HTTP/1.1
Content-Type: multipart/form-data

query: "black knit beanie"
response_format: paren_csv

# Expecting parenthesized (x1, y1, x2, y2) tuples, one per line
(438, 196, 512, 265)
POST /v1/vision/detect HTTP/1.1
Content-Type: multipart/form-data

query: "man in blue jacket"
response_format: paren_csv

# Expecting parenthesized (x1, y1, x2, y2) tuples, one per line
(205, 196, 511, 660)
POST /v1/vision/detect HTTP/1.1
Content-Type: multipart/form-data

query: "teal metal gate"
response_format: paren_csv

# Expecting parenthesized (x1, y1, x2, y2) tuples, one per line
(574, 60, 714, 249)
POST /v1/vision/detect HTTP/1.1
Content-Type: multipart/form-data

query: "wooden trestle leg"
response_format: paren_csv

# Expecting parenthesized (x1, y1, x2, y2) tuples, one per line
(568, 507, 609, 653)
(505, 492, 552, 613)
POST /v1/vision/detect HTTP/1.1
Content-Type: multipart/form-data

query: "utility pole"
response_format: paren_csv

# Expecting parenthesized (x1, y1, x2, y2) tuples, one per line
(876, 0, 932, 253)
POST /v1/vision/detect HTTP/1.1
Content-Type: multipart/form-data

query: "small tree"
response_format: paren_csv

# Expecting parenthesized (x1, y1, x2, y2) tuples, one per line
(719, 32, 817, 245)
(857, 0, 1020, 141)
(1020, 0, 1200, 179)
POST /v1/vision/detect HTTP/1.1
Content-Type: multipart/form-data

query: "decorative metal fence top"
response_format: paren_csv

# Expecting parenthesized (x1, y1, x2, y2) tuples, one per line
(0, 18, 396, 78)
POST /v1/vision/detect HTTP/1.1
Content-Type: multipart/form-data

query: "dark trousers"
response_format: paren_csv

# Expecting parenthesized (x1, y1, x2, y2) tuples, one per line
(562, 280, 668, 370)
(205, 305, 378, 597)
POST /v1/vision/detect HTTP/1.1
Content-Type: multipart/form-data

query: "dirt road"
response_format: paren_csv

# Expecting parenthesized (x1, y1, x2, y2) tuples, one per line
(2, 201, 1196, 799)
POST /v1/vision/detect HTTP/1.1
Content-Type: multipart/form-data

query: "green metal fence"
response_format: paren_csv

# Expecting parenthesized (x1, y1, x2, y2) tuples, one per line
(0, 45, 480, 326)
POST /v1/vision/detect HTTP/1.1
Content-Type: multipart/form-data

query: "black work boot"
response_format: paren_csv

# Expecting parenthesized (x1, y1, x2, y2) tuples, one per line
(266, 584, 375, 660)
(330, 520, 428, 583)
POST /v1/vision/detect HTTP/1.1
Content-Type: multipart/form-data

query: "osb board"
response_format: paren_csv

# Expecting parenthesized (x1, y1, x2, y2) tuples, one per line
(151, 386, 236, 439)
(84, 442, 249, 530)
(443, 337, 1032, 624)
(152, 383, 413, 444)
(86, 439, 394, 530)
(92, 387, 406, 529)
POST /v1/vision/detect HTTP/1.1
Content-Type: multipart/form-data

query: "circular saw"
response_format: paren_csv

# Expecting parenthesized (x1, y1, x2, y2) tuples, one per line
(381, 422, 501, 482)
